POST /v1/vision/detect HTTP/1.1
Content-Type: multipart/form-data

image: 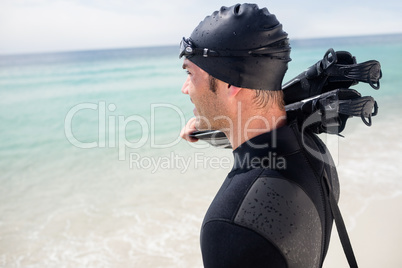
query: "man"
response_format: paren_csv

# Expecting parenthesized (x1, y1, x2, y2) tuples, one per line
(179, 4, 340, 268)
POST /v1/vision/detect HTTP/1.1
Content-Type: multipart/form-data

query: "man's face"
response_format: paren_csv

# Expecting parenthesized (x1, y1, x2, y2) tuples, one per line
(181, 59, 226, 130)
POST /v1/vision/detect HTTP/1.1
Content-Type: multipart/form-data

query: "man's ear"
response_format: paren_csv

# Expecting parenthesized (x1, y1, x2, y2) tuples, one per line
(228, 84, 242, 97)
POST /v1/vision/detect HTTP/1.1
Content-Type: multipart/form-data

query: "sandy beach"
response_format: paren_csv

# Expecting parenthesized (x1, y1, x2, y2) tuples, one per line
(324, 195, 402, 267)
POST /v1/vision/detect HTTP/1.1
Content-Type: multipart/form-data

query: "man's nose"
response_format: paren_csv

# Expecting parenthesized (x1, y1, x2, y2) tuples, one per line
(181, 76, 190, 94)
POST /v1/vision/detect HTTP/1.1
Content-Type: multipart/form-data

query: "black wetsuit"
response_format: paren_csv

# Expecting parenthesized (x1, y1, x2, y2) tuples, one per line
(200, 122, 340, 268)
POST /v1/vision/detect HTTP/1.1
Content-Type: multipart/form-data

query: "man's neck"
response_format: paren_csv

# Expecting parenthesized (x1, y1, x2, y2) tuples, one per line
(225, 110, 287, 150)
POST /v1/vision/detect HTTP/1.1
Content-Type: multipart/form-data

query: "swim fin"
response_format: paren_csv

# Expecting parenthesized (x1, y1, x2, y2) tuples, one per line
(282, 48, 382, 104)
(189, 48, 382, 148)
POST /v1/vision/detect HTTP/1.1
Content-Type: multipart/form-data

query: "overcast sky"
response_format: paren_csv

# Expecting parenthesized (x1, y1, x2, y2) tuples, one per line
(1, 0, 401, 55)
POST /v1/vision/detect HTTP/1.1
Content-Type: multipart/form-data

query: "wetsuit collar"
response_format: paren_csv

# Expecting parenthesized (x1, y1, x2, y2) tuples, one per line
(230, 124, 301, 174)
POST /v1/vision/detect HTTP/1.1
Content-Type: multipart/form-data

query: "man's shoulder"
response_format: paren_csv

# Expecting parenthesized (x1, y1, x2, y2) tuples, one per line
(233, 174, 323, 267)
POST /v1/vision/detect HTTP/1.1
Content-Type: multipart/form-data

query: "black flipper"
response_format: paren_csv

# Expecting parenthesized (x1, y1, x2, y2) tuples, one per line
(287, 88, 379, 134)
(282, 48, 381, 104)
(189, 48, 382, 148)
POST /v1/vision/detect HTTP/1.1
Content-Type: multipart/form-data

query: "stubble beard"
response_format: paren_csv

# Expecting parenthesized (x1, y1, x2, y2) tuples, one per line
(194, 75, 227, 131)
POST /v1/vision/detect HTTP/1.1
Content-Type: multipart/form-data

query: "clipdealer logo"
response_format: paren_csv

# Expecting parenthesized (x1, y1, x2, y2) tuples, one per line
(64, 101, 340, 167)
(64, 101, 198, 160)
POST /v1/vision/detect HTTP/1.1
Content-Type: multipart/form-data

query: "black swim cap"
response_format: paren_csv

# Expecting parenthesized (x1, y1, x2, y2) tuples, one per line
(180, 3, 291, 91)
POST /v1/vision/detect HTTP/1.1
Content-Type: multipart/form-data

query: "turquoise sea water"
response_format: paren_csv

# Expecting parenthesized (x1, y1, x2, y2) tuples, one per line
(1, 34, 402, 267)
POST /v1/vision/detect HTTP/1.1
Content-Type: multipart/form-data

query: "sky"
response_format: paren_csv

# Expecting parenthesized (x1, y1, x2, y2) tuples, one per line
(0, 0, 401, 55)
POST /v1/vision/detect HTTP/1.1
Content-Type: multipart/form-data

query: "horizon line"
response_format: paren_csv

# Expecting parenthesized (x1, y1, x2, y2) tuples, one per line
(1, 32, 401, 57)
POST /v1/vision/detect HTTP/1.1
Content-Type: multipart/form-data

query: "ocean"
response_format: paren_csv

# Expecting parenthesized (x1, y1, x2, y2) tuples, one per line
(1, 34, 402, 267)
